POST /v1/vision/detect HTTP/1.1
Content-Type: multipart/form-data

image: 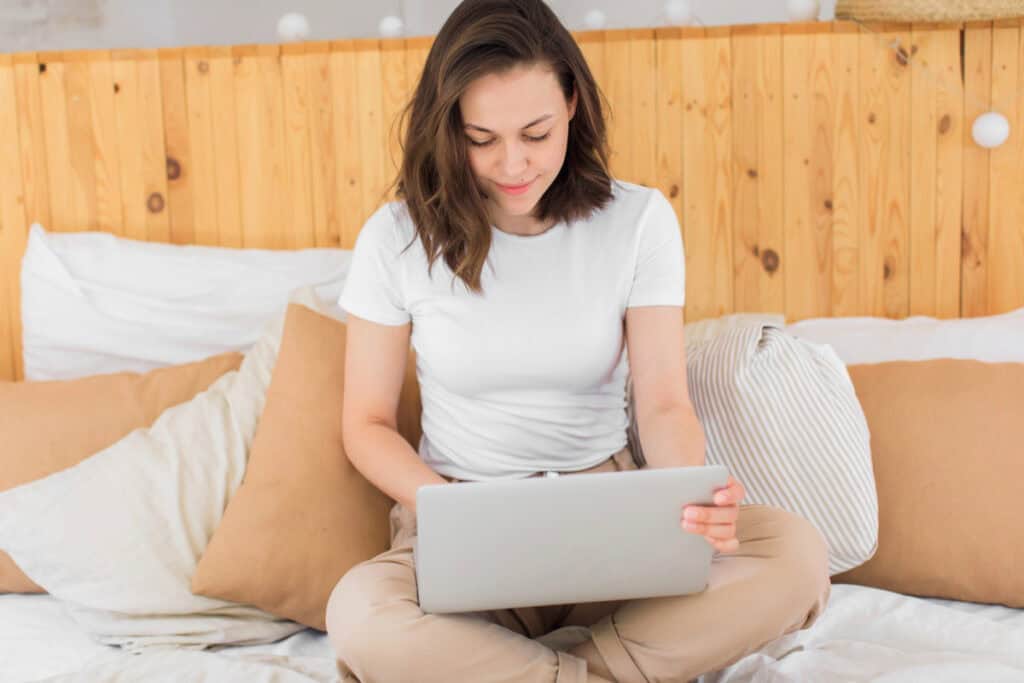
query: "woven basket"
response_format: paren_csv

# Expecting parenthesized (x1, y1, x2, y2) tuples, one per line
(835, 0, 1024, 22)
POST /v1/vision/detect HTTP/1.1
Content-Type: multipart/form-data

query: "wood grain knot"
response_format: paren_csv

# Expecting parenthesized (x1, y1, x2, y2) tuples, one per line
(747, 168, 758, 179)
(147, 193, 165, 213)
(868, 113, 877, 124)
(938, 114, 952, 135)
(761, 248, 779, 274)
(166, 157, 182, 180)
(895, 46, 910, 66)
(38, 63, 47, 74)
(198, 61, 209, 74)
(883, 262, 892, 280)
(669, 184, 679, 199)
(113, 83, 120, 94)
(824, 199, 833, 210)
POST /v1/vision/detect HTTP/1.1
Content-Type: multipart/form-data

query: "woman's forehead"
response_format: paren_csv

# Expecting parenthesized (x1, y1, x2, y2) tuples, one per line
(460, 65, 565, 130)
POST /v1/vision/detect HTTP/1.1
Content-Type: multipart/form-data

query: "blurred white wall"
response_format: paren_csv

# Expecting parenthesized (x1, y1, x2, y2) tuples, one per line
(0, 0, 839, 53)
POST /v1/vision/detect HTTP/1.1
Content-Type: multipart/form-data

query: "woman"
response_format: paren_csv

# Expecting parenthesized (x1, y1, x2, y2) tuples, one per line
(326, 1, 830, 681)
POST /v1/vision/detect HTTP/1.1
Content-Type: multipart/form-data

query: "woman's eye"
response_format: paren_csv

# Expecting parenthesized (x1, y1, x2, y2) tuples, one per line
(467, 132, 550, 147)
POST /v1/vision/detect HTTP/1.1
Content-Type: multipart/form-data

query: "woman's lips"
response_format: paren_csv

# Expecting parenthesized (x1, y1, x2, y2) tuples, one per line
(495, 178, 534, 195)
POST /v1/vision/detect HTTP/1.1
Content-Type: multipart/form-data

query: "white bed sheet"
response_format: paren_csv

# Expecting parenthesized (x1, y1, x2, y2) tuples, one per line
(707, 584, 1024, 683)
(3, 586, 1023, 683)
(0, 594, 339, 683)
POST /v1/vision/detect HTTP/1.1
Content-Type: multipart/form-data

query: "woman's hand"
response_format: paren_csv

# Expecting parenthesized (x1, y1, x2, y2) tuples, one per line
(681, 476, 746, 554)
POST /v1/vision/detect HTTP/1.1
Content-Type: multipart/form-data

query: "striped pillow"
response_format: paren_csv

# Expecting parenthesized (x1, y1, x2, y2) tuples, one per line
(627, 322, 877, 575)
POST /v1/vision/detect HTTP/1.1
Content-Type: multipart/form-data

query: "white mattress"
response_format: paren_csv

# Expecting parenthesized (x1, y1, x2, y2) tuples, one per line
(3, 585, 1023, 682)
(0, 593, 340, 683)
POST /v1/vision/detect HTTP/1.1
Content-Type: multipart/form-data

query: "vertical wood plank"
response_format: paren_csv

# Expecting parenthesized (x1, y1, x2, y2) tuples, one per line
(783, 25, 835, 321)
(355, 40, 389, 228)
(208, 46, 243, 248)
(233, 45, 288, 249)
(329, 41, 364, 249)
(831, 22, 862, 316)
(305, 42, 341, 248)
(159, 49, 194, 244)
(138, 52, 172, 243)
(909, 25, 964, 318)
(931, 26, 965, 319)
(0, 55, 27, 381)
(36, 55, 74, 232)
(682, 27, 734, 321)
(183, 47, 220, 245)
(112, 50, 170, 243)
(13, 54, 52, 230)
(858, 25, 912, 318)
(281, 43, 317, 249)
(63, 53, 99, 231)
(628, 30, 658, 188)
(604, 32, 634, 181)
(380, 39, 409, 198)
(961, 23, 993, 317)
(654, 28, 685, 241)
(732, 25, 785, 315)
(988, 21, 1023, 313)
(111, 51, 148, 242)
(86, 52, 124, 234)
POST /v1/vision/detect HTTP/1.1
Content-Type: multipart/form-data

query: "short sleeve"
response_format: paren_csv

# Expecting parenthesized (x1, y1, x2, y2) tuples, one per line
(626, 189, 686, 308)
(338, 205, 412, 325)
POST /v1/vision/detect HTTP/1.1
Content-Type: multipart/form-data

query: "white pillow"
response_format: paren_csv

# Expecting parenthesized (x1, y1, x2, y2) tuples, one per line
(21, 223, 352, 380)
(630, 322, 877, 575)
(0, 309, 304, 651)
(785, 306, 1024, 364)
(683, 312, 786, 346)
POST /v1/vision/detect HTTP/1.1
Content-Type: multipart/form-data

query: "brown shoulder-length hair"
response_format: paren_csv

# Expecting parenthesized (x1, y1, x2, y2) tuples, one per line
(394, 0, 612, 294)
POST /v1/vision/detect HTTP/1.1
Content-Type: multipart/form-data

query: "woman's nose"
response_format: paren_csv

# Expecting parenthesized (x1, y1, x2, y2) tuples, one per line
(499, 140, 528, 178)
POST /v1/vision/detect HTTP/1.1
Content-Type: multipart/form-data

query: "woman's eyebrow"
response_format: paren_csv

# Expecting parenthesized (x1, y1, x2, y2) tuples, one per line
(464, 114, 553, 133)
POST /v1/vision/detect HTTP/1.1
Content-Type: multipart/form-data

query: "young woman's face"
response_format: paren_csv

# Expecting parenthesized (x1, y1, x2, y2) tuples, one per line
(459, 63, 577, 225)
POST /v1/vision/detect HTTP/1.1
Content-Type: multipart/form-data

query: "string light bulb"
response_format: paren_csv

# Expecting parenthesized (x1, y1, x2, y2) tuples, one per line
(664, 0, 694, 26)
(379, 15, 404, 38)
(972, 112, 1011, 149)
(583, 9, 607, 30)
(276, 13, 310, 42)
(785, 0, 821, 21)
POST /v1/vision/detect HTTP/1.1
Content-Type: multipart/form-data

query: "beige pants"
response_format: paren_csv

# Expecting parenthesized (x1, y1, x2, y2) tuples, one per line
(326, 448, 830, 683)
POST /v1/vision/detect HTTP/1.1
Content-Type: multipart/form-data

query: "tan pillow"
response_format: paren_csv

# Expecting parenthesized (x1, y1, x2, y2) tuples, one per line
(835, 359, 1024, 607)
(0, 352, 243, 594)
(191, 303, 422, 630)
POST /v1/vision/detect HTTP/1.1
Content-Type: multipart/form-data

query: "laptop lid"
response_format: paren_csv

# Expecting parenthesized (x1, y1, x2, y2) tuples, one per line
(415, 464, 729, 614)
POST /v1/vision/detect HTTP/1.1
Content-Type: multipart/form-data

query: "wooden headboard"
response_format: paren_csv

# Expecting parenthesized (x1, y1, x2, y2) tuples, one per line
(2, 21, 1023, 382)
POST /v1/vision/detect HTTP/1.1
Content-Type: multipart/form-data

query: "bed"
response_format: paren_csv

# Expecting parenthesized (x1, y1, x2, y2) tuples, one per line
(4, 586, 1023, 682)
(2, 19, 1023, 683)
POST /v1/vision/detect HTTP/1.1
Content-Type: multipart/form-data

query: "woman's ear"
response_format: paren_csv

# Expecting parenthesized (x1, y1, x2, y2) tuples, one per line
(568, 88, 578, 121)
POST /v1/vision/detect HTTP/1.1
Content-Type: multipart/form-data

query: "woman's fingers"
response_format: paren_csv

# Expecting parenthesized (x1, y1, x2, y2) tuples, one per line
(710, 537, 739, 554)
(680, 478, 745, 554)
(681, 520, 736, 539)
(682, 504, 738, 526)
(713, 477, 746, 506)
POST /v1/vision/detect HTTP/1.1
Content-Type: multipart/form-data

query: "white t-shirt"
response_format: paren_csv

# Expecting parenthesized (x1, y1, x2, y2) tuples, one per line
(339, 180, 685, 480)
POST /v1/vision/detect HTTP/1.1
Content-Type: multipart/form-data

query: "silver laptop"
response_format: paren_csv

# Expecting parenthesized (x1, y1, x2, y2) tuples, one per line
(414, 464, 729, 614)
